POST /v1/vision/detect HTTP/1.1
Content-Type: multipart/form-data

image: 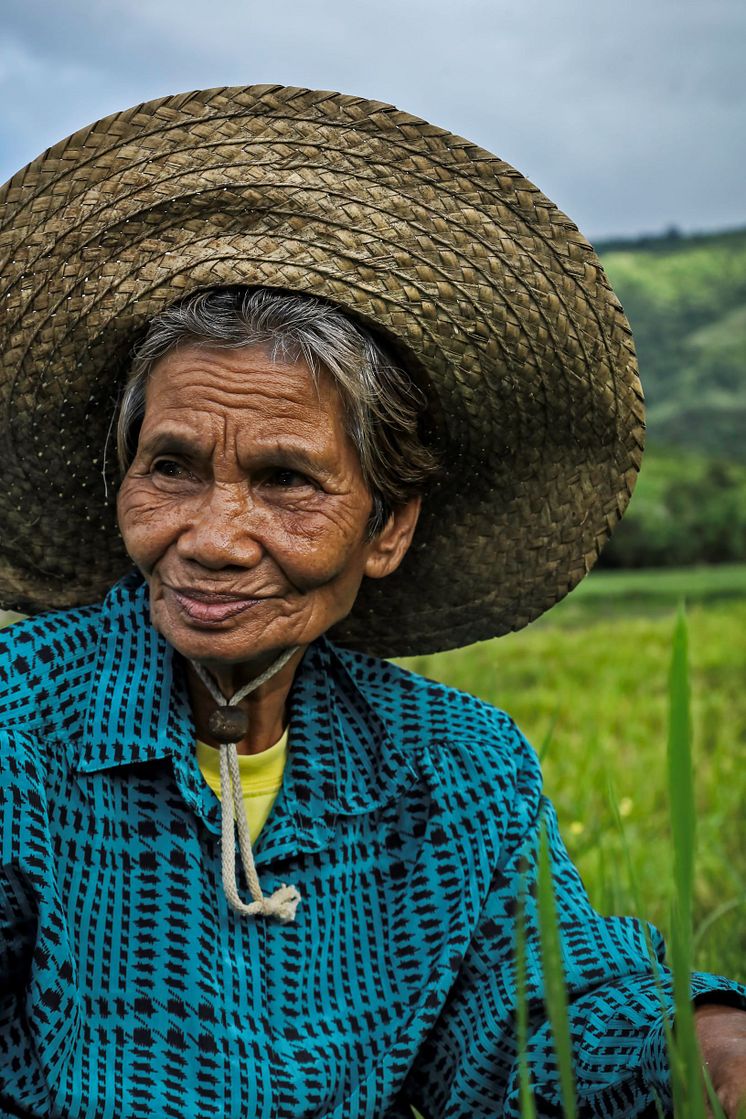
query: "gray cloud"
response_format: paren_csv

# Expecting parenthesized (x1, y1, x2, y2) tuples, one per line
(1, 0, 744, 239)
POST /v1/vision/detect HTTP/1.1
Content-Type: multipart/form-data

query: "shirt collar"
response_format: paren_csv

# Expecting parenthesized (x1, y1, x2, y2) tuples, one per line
(78, 571, 194, 772)
(75, 573, 418, 853)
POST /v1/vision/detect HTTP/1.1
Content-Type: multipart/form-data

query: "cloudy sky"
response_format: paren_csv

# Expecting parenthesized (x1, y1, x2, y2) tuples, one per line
(1, 0, 743, 241)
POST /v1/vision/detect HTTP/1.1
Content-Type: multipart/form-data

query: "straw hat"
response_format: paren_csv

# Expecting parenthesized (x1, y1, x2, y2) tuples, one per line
(0, 85, 644, 657)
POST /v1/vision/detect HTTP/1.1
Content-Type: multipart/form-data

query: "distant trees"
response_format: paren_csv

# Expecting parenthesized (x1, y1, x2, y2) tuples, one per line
(591, 228, 746, 567)
(600, 452, 746, 568)
(599, 227, 746, 465)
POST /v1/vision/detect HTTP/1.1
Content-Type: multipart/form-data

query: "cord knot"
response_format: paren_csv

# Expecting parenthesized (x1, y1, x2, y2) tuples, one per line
(254, 883, 303, 923)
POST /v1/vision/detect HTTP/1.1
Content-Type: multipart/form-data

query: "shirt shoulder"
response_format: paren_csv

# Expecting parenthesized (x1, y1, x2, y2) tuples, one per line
(0, 601, 104, 739)
(330, 642, 543, 831)
(332, 642, 515, 731)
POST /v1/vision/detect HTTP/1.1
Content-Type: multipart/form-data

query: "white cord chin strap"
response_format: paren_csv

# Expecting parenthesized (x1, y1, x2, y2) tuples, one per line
(190, 648, 302, 923)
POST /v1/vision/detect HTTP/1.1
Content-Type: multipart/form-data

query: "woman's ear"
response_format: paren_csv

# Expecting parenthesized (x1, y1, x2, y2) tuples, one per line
(363, 496, 422, 580)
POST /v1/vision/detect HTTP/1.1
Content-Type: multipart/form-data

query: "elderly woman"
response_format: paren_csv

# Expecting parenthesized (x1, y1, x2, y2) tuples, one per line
(1, 86, 746, 1119)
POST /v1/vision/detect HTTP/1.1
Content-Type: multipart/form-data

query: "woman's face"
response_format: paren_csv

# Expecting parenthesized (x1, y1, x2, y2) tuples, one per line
(117, 343, 419, 669)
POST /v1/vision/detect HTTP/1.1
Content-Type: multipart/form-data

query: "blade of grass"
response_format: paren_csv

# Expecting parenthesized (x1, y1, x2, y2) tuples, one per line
(704, 1065, 729, 1118)
(515, 875, 537, 1119)
(606, 775, 641, 912)
(538, 711, 558, 763)
(668, 608, 695, 940)
(537, 820, 577, 1119)
(607, 775, 700, 1118)
(693, 896, 746, 956)
(666, 607, 707, 1117)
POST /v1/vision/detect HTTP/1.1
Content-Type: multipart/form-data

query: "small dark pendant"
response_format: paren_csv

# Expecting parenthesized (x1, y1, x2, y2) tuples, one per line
(208, 705, 249, 744)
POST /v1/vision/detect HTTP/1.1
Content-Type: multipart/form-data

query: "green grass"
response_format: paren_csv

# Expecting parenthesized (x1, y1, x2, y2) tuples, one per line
(548, 562, 746, 620)
(567, 563, 746, 601)
(507, 603, 731, 1117)
(400, 566, 746, 981)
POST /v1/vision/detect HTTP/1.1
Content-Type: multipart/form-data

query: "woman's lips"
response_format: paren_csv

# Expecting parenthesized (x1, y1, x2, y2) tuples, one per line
(169, 588, 264, 624)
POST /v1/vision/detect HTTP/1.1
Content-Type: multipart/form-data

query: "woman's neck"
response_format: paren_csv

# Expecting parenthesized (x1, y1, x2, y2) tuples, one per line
(185, 647, 306, 755)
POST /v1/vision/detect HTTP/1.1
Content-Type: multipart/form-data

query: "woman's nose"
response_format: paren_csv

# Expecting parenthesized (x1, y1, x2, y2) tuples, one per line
(175, 484, 264, 570)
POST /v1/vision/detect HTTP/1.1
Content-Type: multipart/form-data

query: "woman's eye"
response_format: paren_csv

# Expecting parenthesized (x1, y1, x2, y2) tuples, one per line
(266, 469, 314, 489)
(152, 459, 189, 479)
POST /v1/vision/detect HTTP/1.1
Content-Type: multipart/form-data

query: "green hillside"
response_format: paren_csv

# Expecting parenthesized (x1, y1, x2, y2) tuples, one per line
(599, 448, 746, 568)
(597, 227, 746, 462)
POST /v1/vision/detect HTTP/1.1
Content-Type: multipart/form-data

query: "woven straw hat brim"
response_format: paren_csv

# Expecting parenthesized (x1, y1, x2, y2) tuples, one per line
(0, 85, 644, 657)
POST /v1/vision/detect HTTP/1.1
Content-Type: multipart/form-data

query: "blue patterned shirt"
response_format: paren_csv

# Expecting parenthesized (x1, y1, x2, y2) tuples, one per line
(1, 572, 744, 1118)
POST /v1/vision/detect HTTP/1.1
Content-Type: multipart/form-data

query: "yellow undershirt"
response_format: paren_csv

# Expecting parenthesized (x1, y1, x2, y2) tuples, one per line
(195, 729, 288, 843)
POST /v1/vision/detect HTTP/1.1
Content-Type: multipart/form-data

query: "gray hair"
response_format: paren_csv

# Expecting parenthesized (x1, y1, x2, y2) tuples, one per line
(117, 287, 439, 535)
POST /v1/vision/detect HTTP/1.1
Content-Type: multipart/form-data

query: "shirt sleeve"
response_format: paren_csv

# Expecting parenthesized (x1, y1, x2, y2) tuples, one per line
(0, 728, 53, 999)
(403, 728, 746, 1119)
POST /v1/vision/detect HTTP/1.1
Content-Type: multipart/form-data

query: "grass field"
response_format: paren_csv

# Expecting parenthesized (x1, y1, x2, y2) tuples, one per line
(400, 564, 746, 981)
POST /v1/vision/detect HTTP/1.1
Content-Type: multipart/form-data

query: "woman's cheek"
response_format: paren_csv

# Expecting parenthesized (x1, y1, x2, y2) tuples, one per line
(117, 481, 179, 565)
(272, 508, 367, 589)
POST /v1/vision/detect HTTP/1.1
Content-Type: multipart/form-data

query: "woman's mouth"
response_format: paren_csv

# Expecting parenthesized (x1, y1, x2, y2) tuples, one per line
(169, 587, 264, 624)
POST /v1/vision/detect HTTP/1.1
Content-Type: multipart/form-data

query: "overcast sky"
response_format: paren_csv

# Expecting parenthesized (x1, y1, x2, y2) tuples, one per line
(1, 0, 744, 241)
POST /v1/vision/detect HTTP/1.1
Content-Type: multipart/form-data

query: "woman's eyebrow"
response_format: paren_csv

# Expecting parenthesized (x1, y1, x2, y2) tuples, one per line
(139, 430, 204, 458)
(250, 446, 335, 478)
(138, 431, 336, 479)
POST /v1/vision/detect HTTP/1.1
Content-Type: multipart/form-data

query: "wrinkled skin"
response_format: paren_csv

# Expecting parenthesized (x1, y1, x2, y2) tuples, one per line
(117, 343, 420, 751)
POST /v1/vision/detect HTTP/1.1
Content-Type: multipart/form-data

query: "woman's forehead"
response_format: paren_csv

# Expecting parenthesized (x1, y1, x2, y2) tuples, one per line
(143, 342, 339, 419)
(137, 342, 358, 468)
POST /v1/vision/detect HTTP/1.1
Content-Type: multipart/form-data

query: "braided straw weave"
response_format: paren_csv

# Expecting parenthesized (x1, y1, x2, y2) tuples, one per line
(0, 85, 644, 657)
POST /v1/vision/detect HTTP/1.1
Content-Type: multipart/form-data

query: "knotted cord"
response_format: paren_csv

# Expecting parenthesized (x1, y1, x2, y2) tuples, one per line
(190, 648, 302, 923)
